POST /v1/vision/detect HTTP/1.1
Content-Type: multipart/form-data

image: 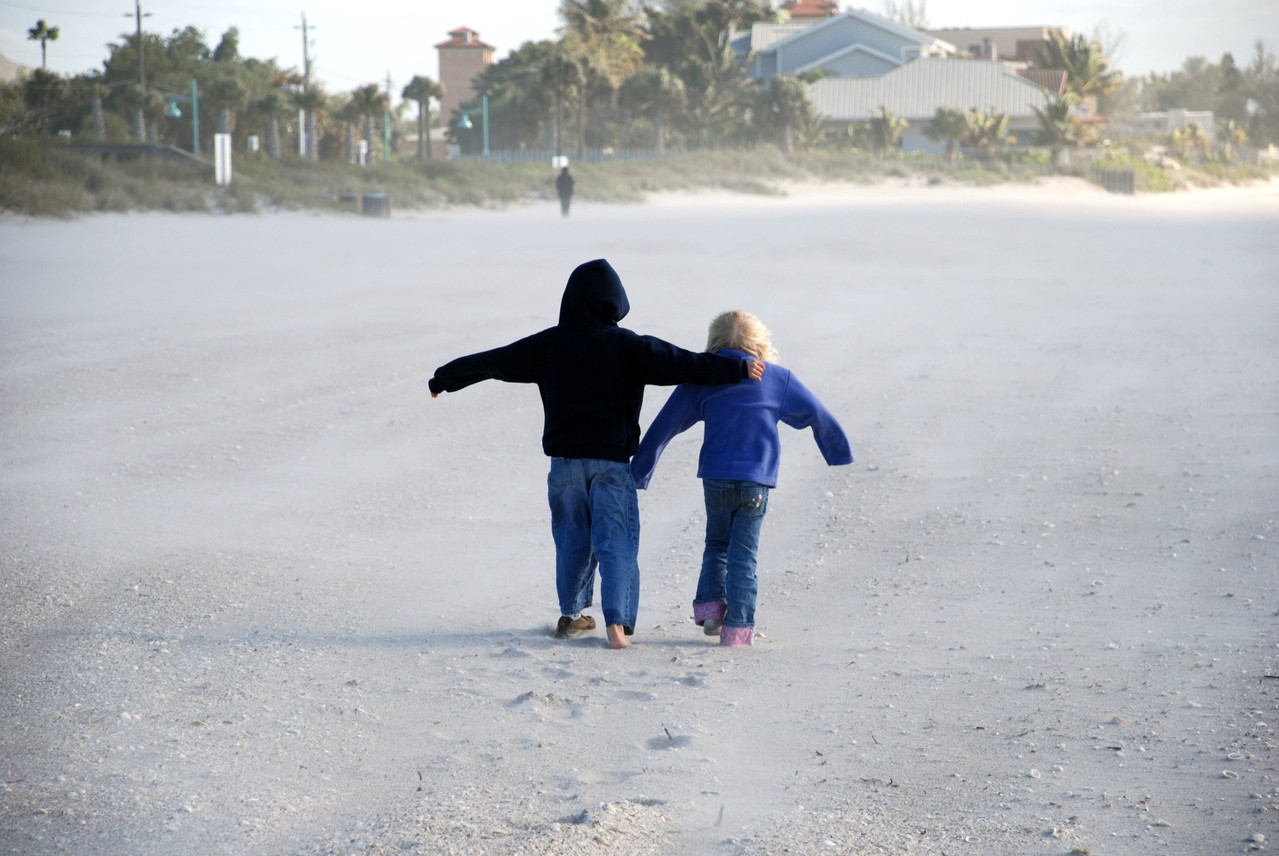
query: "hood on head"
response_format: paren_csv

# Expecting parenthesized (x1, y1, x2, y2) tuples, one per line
(559, 258, 629, 327)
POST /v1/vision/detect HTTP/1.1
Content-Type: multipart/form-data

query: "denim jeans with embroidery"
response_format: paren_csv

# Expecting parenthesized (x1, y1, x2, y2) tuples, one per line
(695, 479, 769, 629)
(548, 457, 640, 630)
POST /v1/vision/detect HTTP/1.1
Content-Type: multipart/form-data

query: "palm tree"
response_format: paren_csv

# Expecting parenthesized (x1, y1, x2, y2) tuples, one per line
(27, 19, 60, 69)
(643, 0, 770, 145)
(89, 80, 106, 139)
(1216, 119, 1248, 162)
(349, 83, 390, 163)
(559, 0, 647, 88)
(336, 97, 361, 163)
(962, 108, 1009, 162)
(205, 75, 247, 136)
(1172, 121, 1211, 160)
(119, 85, 165, 143)
(705, 0, 773, 27)
(1031, 92, 1080, 170)
(619, 65, 685, 153)
(559, 0, 648, 155)
(118, 83, 149, 142)
(251, 91, 287, 158)
(753, 75, 814, 153)
(686, 38, 749, 145)
(402, 75, 444, 159)
(541, 50, 581, 157)
(867, 105, 908, 156)
(923, 106, 967, 162)
(1034, 31, 1120, 110)
(292, 87, 327, 158)
(571, 56, 591, 159)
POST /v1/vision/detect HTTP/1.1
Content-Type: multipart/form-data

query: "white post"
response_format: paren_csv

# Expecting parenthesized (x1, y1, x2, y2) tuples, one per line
(215, 133, 233, 186)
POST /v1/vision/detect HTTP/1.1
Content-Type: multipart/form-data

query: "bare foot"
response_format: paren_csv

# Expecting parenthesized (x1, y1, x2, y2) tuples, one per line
(606, 624, 632, 649)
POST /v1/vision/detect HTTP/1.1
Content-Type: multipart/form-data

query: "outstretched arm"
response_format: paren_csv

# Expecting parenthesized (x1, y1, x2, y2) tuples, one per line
(429, 334, 542, 399)
(780, 374, 853, 466)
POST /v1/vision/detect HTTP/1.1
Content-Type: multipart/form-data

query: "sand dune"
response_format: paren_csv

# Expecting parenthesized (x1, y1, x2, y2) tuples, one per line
(2, 179, 1277, 854)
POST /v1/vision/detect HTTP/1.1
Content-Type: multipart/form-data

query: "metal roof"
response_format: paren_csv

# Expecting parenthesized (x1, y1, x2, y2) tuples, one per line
(735, 22, 814, 53)
(765, 9, 951, 54)
(808, 58, 1053, 121)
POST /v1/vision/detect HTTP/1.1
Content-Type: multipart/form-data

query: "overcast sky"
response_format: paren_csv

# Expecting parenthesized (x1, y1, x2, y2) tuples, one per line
(2, 0, 1276, 97)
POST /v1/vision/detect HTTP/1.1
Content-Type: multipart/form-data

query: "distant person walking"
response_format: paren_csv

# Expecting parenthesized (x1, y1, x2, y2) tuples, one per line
(556, 166, 575, 217)
(428, 261, 764, 649)
(631, 311, 853, 647)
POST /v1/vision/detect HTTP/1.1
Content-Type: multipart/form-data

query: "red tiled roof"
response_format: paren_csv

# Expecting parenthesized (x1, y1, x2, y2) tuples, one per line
(1017, 67, 1068, 94)
(435, 27, 494, 50)
(781, 0, 839, 19)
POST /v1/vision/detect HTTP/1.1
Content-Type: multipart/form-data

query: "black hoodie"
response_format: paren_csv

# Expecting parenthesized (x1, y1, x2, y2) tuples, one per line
(429, 259, 750, 462)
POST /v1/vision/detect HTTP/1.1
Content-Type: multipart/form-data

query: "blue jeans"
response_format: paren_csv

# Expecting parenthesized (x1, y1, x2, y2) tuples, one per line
(695, 479, 768, 629)
(548, 458, 640, 631)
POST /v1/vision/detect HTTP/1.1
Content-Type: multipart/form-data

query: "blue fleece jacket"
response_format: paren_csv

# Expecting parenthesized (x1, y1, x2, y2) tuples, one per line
(631, 349, 853, 489)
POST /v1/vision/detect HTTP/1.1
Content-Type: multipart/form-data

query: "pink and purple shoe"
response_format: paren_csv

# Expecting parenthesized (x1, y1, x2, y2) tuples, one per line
(693, 601, 727, 637)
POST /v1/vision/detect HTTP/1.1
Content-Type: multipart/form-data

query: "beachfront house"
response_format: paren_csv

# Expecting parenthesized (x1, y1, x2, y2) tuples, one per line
(1123, 109, 1217, 140)
(734, 8, 956, 81)
(924, 26, 1067, 64)
(807, 58, 1063, 155)
(732, 10, 1077, 154)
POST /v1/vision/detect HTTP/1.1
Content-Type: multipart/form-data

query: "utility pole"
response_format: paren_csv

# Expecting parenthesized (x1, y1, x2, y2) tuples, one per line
(294, 12, 316, 157)
(295, 12, 314, 86)
(124, 1, 151, 141)
(384, 71, 393, 162)
(131, 1, 149, 89)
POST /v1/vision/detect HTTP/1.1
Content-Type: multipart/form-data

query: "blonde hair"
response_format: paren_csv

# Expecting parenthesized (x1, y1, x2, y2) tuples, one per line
(707, 310, 777, 361)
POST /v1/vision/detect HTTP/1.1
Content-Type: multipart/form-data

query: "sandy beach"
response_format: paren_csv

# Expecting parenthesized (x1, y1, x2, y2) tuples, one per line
(2, 177, 1277, 855)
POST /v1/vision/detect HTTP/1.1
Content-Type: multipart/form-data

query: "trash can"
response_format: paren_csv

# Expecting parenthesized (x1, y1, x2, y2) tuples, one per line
(362, 192, 391, 217)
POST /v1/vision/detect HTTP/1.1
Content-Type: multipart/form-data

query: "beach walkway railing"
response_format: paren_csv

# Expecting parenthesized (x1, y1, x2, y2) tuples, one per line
(454, 147, 665, 166)
(1092, 166, 1136, 195)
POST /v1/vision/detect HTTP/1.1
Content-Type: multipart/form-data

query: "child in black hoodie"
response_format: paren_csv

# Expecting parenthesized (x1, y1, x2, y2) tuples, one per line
(429, 259, 763, 648)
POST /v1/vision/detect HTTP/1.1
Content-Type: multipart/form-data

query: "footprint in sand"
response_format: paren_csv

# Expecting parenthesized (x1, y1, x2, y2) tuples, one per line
(507, 690, 585, 721)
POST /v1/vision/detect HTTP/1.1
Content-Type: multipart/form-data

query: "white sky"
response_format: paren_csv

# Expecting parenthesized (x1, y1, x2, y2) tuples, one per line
(1, 0, 1276, 99)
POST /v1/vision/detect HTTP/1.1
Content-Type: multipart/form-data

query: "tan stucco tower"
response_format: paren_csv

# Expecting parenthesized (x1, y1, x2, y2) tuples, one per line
(435, 27, 495, 128)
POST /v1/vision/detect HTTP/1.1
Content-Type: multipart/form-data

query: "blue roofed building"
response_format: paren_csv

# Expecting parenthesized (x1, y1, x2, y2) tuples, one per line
(735, 9, 955, 80)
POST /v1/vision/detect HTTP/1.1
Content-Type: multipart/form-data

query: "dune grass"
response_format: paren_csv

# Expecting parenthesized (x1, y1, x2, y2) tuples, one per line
(1, 137, 1273, 218)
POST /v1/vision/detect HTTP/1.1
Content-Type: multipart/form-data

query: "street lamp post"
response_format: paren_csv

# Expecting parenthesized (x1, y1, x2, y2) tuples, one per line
(165, 79, 200, 155)
(456, 93, 489, 158)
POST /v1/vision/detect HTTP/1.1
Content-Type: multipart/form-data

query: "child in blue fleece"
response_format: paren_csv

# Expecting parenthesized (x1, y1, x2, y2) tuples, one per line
(631, 311, 853, 647)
